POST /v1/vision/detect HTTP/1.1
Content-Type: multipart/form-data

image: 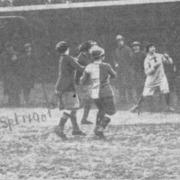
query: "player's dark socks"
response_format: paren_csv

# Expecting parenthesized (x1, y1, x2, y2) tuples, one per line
(164, 93, 175, 112)
(165, 93, 171, 106)
(55, 113, 69, 139)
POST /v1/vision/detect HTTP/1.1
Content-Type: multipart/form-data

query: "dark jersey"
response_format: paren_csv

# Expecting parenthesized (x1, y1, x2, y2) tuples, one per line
(55, 54, 84, 93)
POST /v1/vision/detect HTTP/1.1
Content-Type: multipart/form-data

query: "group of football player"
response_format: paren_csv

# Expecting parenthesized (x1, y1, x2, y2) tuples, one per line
(54, 36, 175, 139)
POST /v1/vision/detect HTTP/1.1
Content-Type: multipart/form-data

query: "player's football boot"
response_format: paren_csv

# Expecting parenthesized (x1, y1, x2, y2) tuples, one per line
(54, 126, 67, 140)
(94, 126, 105, 139)
(101, 117, 111, 129)
(72, 130, 86, 136)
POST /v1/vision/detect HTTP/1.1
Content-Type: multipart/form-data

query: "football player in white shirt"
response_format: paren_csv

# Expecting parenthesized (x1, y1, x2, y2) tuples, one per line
(130, 44, 174, 113)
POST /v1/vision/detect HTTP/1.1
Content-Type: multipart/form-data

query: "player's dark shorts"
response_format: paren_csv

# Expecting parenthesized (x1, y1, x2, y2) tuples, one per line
(58, 91, 80, 110)
(94, 96, 116, 115)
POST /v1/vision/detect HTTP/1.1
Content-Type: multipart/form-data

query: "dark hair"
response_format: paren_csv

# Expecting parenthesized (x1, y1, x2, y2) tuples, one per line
(78, 40, 97, 53)
(55, 41, 69, 54)
(146, 43, 155, 52)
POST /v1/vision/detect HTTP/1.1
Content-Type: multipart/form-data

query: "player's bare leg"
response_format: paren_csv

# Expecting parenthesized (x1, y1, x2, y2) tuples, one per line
(71, 110, 86, 136)
(130, 95, 144, 114)
(164, 93, 175, 112)
(81, 100, 93, 125)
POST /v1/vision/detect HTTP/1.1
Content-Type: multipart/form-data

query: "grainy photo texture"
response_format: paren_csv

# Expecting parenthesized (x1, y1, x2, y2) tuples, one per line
(0, 0, 180, 179)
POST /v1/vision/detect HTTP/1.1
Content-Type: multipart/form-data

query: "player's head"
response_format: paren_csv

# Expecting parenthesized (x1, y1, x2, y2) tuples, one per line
(116, 34, 125, 47)
(146, 43, 156, 54)
(90, 45, 105, 61)
(78, 40, 97, 54)
(24, 43, 32, 53)
(55, 41, 69, 55)
(132, 41, 141, 53)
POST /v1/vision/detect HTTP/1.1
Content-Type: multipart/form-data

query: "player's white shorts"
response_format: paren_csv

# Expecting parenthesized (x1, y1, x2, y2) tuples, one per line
(143, 77, 169, 96)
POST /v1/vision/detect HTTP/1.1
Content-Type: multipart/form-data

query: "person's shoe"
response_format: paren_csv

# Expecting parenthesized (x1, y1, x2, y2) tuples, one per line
(101, 117, 111, 129)
(81, 119, 93, 125)
(94, 130, 105, 139)
(72, 130, 86, 136)
(130, 105, 140, 113)
(165, 106, 175, 113)
(54, 126, 67, 140)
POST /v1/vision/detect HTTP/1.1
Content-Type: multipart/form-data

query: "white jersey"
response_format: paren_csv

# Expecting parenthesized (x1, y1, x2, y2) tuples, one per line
(144, 53, 167, 88)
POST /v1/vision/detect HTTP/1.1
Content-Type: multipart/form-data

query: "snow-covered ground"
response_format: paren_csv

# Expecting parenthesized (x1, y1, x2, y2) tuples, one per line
(0, 108, 180, 180)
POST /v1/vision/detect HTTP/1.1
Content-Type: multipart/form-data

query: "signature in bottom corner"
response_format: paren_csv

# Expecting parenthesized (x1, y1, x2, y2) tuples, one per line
(0, 112, 51, 131)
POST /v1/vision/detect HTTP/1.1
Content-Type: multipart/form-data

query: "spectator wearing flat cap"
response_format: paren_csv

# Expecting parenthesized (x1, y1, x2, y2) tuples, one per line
(113, 34, 134, 105)
(54, 41, 85, 139)
(75, 40, 97, 125)
(131, 41, 146, 102)
(0, 42, 21, 106)
(19, 43, 36, 105)
(80, 45, 117, 139)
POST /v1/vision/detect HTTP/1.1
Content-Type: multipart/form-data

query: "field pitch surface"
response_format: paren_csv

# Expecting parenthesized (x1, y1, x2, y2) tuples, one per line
(0, 108, 180, 180)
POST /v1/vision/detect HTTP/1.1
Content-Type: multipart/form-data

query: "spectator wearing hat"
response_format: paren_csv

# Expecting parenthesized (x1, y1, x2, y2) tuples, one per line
(81, 45, 117, 138)
(75, 40, 97, 125)
(131, 41, 146, 102)
(54, 41, 86, 139)
(113, 34, 134, 105)
(0, 42, 21, 106)
(19, 43, 36, 105)
(130, 43, 174, 113)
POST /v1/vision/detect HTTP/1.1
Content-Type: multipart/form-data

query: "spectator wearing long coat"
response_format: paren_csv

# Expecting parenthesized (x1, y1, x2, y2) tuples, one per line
(19, 43, 36, 105)
(113, 35, 134, 104)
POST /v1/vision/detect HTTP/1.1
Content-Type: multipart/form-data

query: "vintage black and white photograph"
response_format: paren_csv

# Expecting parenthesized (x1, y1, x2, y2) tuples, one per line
(0, 0, 180, 179)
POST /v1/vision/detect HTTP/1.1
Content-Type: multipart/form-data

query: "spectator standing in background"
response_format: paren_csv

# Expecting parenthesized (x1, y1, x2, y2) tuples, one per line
(163, 52, 178, 106)
(113, 35, 134, 105)
(1, 42, 21, 106)
(20, 43, 36, 105)
(131, 41, 146, 102)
